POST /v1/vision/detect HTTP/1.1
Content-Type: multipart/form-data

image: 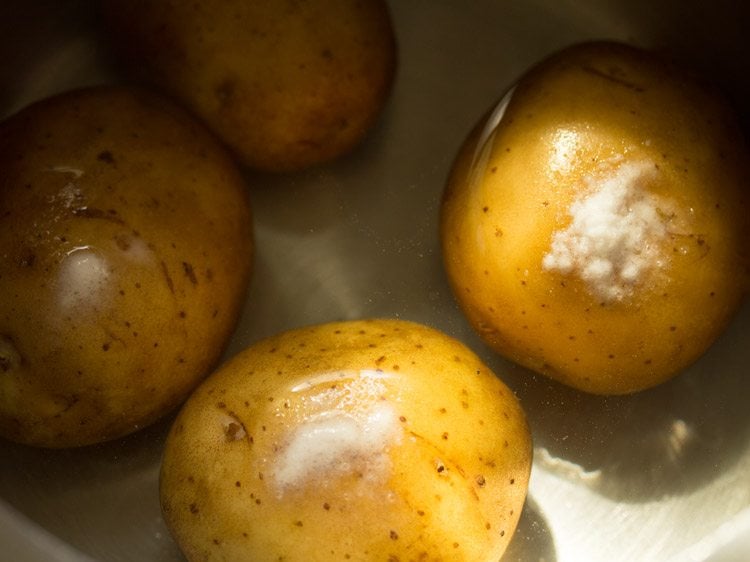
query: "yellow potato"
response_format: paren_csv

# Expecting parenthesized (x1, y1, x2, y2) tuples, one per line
(160, 319, 532, 562)
(104, 0, 397, 173)
(0, 86, 253, 447)
(440, 41, 750, 395)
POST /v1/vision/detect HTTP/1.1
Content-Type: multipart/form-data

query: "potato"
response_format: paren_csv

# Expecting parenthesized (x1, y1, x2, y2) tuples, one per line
(160, 319, 531, 562)
(103, 0, 397, 173)
(440, 41, 750, 395)
(0, 86, 253, 448)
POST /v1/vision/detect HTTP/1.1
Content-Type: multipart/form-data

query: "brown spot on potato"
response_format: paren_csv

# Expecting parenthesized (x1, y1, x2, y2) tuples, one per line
(215, 78, 237, 107)
(182, 261, 198, 284)
(97, 150, 115, 164)
(72, 207, 125, 225)
(222, 414, 247, 442)
(17, 249, 36, 268)
(0, 335, 21, 372)
(582, 64, 645, 92)
(160, 261, 175, 294)
(114, 234, 131, 251)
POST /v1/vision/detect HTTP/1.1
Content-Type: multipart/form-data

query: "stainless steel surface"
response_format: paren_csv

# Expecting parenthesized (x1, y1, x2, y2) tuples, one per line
(1, 1, 749, 561)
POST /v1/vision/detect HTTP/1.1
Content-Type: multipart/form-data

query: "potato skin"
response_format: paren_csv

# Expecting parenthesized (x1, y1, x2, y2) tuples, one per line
(160, 319, 531, 562)
(104, 0, 397, 173)
(440, 41, 750, 395)
(0, 86, 253, 447)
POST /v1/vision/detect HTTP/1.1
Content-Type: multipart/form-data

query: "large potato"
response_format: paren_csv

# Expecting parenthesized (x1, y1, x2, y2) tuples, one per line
(0, 86, 253, 448)
(160, 319, 532, 561)
(104, 0, 397, 173)
(441, 41, 750, 395)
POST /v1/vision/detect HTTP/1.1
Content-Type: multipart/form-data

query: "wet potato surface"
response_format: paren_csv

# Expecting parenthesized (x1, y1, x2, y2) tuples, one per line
(0, 86, 253, 448)
(160, 319, 532, 562)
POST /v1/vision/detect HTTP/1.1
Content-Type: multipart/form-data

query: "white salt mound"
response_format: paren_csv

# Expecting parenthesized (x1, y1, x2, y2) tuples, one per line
(542, 160, 668, 301)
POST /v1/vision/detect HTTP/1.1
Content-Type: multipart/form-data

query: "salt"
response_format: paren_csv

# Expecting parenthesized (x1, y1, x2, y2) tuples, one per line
(542, 159, 668, 301)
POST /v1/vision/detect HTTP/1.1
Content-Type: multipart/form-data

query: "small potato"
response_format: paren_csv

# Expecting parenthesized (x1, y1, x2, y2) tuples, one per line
(104, 0, 397, 172)
(0, 86, 253, 447)
(440, 41, 750, 395)
(160, 319, 532, 562)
